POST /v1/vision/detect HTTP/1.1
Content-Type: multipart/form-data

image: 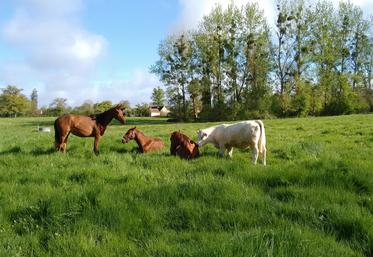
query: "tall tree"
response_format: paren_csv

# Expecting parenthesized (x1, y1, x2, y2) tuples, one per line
(274, 0, 295, 95)
(241, 3, 272, 114)
(311, 0, 337, 112)
(187, 79, 202, 119)
(151, 34, 194, 121)
(30, 88, 38, 116)
(151, 86, 165, 106)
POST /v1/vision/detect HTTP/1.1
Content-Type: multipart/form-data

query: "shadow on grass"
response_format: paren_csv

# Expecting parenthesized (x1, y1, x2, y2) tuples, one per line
(109, 145, 134, 154)
(30, 147, 56, 156)
(0, 146, 23, 156)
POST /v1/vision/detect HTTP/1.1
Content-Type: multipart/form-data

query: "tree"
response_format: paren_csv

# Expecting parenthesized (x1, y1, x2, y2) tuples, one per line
(151, 87, 165, 106)
(151, 34, 194, 121)
(73, 100, 94, 115)
(0, 85, 30, 117)
(151, 0, 372, 119)
(134, 103, 150, 117)
(30, 88, 38, 116)
(187, 79, 202, 119)
(49, 98, 69, 116)
(94, 101, 112, 113)
(274, 0, 295, 96)
(118, 100, 132, 116)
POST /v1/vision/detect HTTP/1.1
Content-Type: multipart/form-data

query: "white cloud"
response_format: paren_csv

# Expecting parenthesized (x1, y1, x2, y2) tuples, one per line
(1, 0, 106, 106)
(87, 69, 163, 106)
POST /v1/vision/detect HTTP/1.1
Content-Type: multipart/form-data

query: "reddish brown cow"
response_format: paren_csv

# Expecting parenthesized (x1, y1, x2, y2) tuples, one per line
(170, 131, 200, 160)
(122, 127, 165, 153)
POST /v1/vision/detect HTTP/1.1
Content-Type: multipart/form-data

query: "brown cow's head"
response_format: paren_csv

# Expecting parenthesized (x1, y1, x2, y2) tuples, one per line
(122, 127, 137, 143)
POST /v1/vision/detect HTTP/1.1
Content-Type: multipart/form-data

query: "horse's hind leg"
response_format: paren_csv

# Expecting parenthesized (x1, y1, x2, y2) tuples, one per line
(62, 132, 71, 153)
(56, 130, 70, 153)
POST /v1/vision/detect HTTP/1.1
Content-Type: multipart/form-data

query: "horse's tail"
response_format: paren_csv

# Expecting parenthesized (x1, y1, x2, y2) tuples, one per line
(54, 118, 60, 148)
(255, 120, 266, 154)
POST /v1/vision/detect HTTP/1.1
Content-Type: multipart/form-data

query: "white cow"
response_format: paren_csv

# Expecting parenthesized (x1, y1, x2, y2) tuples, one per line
(197, 120, 266, 165)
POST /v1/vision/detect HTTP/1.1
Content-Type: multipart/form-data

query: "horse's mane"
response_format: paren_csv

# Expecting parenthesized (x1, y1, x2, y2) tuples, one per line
(90, 108, 114, 123)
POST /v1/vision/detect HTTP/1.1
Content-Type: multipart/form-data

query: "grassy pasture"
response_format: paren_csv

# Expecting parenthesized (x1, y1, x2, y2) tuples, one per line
(0, 114, 372, 257)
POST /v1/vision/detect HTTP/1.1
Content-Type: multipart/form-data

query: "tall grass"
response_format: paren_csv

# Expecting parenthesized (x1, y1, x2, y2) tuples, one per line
(0, 115, 372, 256)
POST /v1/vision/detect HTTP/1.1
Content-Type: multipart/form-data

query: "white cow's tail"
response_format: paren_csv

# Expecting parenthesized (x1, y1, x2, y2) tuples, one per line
(255, 120, 266, 154)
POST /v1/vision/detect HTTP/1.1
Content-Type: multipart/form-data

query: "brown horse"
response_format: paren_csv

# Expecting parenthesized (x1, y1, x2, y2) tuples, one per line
(122, 127, 165, 153)
(54, 104, 125, 154)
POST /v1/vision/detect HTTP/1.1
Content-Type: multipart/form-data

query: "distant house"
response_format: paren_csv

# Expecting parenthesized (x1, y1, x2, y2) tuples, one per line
(149, 106, 170, 117)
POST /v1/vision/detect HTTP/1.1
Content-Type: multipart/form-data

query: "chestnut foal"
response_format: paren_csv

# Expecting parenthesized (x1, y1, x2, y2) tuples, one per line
(122, 127, 165, 153)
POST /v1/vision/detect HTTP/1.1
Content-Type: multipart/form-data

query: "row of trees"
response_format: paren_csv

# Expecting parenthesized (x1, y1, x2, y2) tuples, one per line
(0, 85, 165, 117)
(151, 0, 372, 121)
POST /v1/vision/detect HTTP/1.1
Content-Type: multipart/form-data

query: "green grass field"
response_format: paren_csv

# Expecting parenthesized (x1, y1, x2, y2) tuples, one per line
(0, 115, 373, 257)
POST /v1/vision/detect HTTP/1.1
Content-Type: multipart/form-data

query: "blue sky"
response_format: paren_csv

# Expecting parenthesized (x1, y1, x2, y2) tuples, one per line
(0, 0, 372, 107)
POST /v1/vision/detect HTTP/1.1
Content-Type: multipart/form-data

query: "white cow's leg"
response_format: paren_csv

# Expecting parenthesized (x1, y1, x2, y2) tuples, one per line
(252, 146, 259, 165)
(219, 144, 226, 157)
(227, 147, 233, 158)
(262, 146, 267, 166)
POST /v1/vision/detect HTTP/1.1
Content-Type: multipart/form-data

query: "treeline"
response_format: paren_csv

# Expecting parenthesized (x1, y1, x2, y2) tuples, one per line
(151, 0, 372, 121)
(0, 85, 155, 117)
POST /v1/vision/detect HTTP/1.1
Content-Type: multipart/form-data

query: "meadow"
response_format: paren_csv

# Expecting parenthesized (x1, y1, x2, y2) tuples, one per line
(0, 114, 372, 257)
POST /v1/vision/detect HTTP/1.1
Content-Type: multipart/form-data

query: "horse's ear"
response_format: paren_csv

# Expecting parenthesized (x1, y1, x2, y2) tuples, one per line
(115, 104, 124, 109)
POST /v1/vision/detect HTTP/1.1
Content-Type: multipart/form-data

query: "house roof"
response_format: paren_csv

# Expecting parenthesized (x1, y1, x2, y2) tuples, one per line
(149, 105, 168, 112)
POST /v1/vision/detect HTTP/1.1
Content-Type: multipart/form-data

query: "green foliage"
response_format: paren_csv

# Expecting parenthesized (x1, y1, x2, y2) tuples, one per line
(0, 115, 373, 256)
(133, 103, 150, 117)
(151, 87, 166, 106)
(0, 85, 30, 117)
(151, 34, 194, 121)
(72, 100, 95, 115)
(152, 0, 372, 120)
(290, 81, 312, 117)
(94, 101, 113, 114)
(46, 98, 70, 117)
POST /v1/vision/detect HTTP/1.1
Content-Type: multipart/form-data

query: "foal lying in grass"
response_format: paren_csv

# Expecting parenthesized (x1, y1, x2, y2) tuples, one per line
(122, 127, 165, 153)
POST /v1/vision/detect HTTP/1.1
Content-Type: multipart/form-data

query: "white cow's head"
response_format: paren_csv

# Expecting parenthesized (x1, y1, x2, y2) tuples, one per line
(197, 129, 208, 147)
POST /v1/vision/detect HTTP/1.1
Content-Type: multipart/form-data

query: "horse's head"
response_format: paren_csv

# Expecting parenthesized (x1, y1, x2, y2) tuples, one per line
(114, 104, 126, 124)
(122, 127, 137, 143)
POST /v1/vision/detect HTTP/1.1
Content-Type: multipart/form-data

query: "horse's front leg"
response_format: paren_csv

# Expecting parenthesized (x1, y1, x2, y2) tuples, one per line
(94, 135, 101, 155)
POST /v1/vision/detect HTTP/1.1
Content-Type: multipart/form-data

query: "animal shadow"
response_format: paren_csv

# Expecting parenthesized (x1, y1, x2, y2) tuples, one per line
(0, 146, 23, 156)
(30, 147, 56, 156)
